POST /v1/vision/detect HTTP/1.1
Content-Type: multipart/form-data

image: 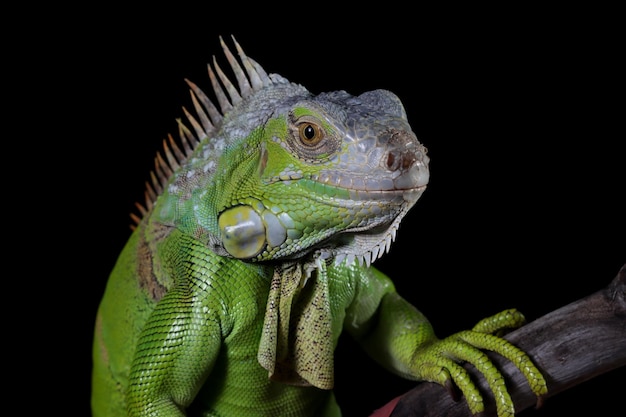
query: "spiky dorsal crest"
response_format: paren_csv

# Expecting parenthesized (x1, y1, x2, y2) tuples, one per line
(130, 36, 275, 229)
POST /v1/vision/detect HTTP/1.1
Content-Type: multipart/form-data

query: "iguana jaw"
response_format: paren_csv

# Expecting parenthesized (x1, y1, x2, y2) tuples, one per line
(288, 183, 430, 266)
(216, 182, 427, 265)
(320, 183, 428, 267)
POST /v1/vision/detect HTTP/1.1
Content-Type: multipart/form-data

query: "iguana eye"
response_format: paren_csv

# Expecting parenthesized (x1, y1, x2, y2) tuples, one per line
(286, 108, 341, 161)
(298, 122, 324, 146)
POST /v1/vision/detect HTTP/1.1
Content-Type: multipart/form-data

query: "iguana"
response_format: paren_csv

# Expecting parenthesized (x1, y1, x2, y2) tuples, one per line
(91, 36, 547, 417)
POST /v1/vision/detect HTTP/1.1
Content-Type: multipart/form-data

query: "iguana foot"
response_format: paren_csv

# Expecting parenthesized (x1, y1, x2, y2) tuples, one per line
(411, 309, 547, 417)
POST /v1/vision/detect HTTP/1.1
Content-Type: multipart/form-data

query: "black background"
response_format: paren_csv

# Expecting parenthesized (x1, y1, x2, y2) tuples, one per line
(25, 4, 623, 416)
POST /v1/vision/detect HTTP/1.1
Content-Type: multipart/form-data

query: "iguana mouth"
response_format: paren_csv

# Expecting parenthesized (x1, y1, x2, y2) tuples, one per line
(346, 184, 428, 203)
(298, 177, 427, 202)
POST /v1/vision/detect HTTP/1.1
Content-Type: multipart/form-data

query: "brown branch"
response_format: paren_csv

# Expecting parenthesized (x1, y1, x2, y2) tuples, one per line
(390, 263, 626, 417)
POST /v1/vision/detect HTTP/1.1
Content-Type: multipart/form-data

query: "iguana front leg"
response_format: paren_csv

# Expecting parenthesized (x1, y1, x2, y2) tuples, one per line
(125, 230, 226, 416)
(347, 267, 547, 417)
(125, 273, 222, 417)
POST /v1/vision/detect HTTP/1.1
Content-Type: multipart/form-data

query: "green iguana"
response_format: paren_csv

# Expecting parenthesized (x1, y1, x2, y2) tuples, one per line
(91, 36, 547, 417)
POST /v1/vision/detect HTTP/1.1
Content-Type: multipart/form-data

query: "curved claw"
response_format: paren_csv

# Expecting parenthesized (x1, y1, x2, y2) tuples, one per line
(444, 377, 462, 403)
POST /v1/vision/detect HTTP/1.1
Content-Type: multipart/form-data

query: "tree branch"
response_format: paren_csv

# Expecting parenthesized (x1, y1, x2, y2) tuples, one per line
(390, 263, 626, 417)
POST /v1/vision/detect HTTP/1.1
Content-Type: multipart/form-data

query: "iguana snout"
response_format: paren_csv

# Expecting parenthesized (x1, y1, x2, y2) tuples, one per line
(380, 127, 430, 193)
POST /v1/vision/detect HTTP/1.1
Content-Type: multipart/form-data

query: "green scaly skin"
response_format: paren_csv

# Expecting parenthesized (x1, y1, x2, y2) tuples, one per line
(92, 36, 547, 417)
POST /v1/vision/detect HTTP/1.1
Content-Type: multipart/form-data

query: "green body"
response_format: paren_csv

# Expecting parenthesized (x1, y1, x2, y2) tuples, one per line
(93, 226, 421, 416)
(92, 37, 547, 416)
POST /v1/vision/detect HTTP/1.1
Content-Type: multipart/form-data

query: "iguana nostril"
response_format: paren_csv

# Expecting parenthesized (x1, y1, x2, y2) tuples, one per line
(380, 128, 423, 172)
(386, 152, 398, 171)
(385, 149, 418, 172)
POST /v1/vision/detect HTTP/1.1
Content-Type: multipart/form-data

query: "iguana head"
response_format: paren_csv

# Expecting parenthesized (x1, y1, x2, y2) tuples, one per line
(143, 37, 429, 267)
